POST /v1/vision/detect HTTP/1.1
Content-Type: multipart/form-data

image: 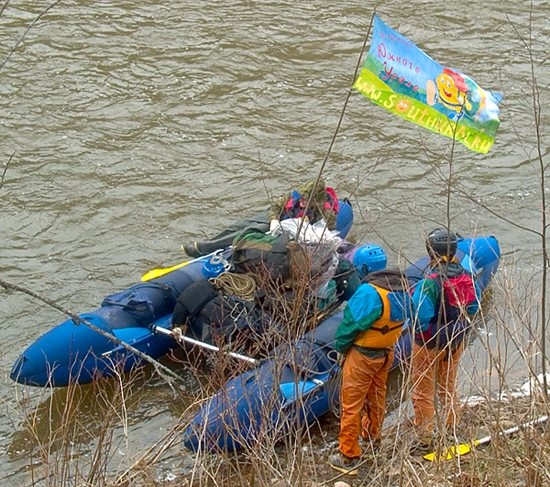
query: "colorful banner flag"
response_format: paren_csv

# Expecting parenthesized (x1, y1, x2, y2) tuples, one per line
(353, 15, 502, 154)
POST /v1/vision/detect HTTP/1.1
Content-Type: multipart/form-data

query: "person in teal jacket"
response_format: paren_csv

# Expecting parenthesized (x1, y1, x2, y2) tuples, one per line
(329, 269, 412, 476)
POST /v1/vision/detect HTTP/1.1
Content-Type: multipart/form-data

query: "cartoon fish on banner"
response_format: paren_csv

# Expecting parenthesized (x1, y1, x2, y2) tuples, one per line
(353, 15, 502, 154)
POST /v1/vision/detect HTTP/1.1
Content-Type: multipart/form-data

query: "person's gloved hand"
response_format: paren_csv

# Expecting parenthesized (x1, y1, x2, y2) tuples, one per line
(268, 219, 282, 235)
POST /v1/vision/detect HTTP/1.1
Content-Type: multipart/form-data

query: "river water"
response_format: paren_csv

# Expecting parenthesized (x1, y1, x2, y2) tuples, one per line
(0, 1, 548, 484)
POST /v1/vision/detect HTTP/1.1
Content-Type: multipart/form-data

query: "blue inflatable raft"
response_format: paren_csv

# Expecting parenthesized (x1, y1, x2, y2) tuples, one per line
(10, 206, 360, 387)
(181, 235, 501, 452)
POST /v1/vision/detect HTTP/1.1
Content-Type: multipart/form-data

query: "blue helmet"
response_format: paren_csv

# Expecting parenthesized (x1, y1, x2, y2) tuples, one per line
(352, 244, 387, 279)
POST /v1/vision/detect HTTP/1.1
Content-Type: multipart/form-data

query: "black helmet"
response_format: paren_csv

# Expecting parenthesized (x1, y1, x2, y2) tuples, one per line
(426, 228, 458, 258)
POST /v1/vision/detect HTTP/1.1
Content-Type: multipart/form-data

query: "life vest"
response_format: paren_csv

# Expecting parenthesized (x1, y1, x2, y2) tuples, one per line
(282, 186, 339, 222)
(415, 266, 477, 349)
(353, 285, 410, 349)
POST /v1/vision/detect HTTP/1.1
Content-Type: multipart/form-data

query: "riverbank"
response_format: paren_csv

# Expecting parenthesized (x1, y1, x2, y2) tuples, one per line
(115, 376, 549, 487)
(6, 343, 549, 486)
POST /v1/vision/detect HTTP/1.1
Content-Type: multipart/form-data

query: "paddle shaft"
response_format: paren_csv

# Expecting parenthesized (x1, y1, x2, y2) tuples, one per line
(151, 325, 258, 364)
(141, 248, 227, 282)
(474, 414, 549, 447)
(423, 414, 549, 461)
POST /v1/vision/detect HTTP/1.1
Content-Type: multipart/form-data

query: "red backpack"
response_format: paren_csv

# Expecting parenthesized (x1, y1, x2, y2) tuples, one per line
(439, 272, 477, 308)
(417, 271, 477, 349)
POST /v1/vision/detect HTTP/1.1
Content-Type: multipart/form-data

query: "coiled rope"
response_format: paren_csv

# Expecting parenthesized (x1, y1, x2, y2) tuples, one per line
(211, 272, 257, 301)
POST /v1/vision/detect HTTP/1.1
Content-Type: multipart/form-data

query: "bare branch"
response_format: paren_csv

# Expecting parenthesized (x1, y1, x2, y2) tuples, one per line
(0, 278, 186, 388)
(0, 150, 14, 191)
(0, 0, 11, 18)
(454, 186, 542, 237)
(0, 0, 62, 72)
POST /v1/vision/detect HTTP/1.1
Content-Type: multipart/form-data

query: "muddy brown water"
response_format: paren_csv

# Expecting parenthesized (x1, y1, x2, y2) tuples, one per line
(1, 1, 548, 483)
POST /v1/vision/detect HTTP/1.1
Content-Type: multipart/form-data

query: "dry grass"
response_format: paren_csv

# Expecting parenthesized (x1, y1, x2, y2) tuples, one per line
(9, 248, 550, 487)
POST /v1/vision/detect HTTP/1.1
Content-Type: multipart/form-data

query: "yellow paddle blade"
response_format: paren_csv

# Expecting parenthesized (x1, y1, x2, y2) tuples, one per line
(423, 439, 480, 462)
(423, 416, 549, 462)
(141, 260, 191, 282)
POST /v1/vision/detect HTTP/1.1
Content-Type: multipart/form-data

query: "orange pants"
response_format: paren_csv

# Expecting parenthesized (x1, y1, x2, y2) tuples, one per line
(338, 347, 393, 459)
(410, 341, 463, 436)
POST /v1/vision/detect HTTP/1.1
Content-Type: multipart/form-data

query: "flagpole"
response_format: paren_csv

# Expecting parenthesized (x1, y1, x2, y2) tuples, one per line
(301, 10, 378, 234)
(316, 9, 377, 180)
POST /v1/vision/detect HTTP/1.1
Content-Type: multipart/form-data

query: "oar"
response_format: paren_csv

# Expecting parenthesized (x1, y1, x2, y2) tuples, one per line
(423, 415, 549, 462)
(151, 325, 258, 365)
(140, 248, 226, 282)
(141, 260, 193, 282)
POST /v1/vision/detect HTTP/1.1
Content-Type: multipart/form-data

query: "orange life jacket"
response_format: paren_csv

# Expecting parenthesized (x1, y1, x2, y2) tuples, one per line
(353, 285, 407, 349)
